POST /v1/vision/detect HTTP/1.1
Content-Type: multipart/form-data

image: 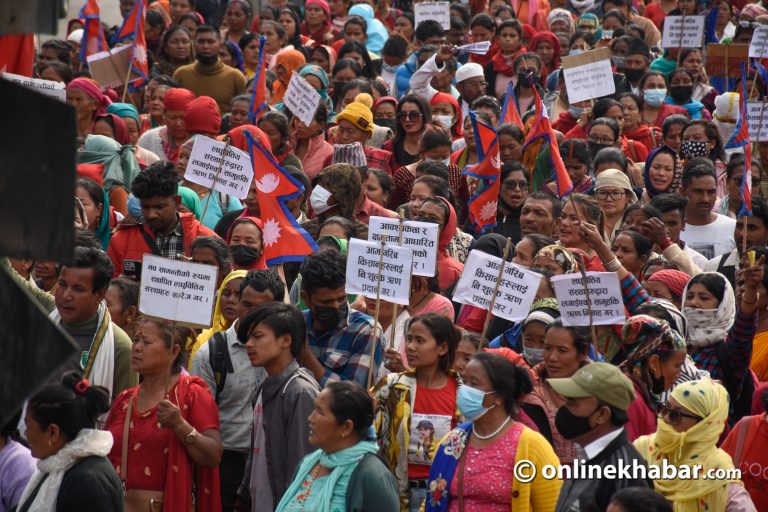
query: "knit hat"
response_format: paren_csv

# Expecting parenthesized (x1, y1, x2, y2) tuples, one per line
(547, 8, 573, 31)
(305, 0, 330, 19)
(455, 63, 484, 83)
(163, 88, 196, 112)
(626, 38, 651, 61)
(336, 100, 374, 135)
(184, 96, 221, 134)
(647, 269, 692, 300)
(595, 168, 638, 203)
(355, 93, 374, 109)
(548, 362, 636, 411)
(332, 142, 368, 167)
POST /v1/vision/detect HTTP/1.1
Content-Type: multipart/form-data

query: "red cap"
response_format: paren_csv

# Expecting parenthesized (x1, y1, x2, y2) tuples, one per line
(163, 88, 196, 112)
(184, 96, 221, 134)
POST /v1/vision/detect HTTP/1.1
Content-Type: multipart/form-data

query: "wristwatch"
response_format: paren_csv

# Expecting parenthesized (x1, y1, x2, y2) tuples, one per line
(185, 427, 199, 445)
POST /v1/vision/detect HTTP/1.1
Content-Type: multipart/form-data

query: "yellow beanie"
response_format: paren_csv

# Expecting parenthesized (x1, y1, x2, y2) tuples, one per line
(355, 93, 374, 108)
(336, 101, 374, 136)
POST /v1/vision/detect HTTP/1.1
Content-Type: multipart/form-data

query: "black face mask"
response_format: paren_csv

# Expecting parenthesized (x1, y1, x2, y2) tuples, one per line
(624, 68, 645, 83)
(517, 70, 539, 88)
(374, 118, 397, 130)
(588, 141, 610, 159)
(669, 85, 693, 103)
(313, 302, 348, 330)
(555, 404, 599, 440)
(196, 53, 218, 66)
(230, 245, 262, 267)
(650, 368, 666, 396)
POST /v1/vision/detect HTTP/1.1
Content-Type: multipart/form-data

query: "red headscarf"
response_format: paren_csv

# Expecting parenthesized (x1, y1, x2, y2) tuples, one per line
(528, 31, 561, 78)
(226, 124, 273, 155)
(300, 0, 331, 43)
(430, 92, 463, 137)
(94, 114, 130, 145)
(647, 270, 692, 300)
(162, 87, 196, 112)
(184, 96, 221, 135)
(226, 216, 268, 270)
(67, 77, 112, 118)
(372, 96, 398, 114)
(434, 196, 457, 254)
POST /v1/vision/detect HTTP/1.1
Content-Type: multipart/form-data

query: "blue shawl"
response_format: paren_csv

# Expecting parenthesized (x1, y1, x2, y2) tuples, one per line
(424, 422, 472, 512)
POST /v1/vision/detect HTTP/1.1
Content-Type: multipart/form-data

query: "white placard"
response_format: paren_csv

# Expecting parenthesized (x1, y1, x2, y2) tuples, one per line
(283, 72, 321, 127)
(551, 272, 625, 327)
(661, 15, 705, 49)
(2, 72, 65, 102)
(346, 239, 413, 305)
(561, 48, 615, 104)
(749, 26, 768, 58)
(368, 216, 439, 277)
(139, 255, 219, 328)
(457, 41, 491, 55)
(415, 2, 450, 30)
(747, 102, 768, 142)
(452, 251, 542, 322)
(184, 136, 253, 200)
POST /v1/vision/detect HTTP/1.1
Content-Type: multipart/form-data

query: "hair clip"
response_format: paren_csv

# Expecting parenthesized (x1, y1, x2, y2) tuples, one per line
(75, 379, 91, 395)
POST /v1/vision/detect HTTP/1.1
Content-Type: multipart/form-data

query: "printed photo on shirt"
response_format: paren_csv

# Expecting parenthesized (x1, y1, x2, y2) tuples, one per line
(409, 413, 451, 465)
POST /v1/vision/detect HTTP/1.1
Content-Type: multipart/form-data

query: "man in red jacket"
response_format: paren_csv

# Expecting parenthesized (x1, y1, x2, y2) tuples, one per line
(108, 161, 219, 278)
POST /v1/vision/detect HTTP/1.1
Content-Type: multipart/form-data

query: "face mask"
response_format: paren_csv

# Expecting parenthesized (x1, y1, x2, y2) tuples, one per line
(196, 53, 218, 66)
(310, 184, 335, 214)
(681, 140, 709, 159)
(643, 88, 667, 107)
(375, 118, 397, 130)
(649, 368, 666, 396)
(569, 105, 587, 119)
(517, 70, 539, 87)
(230, 244, 262, 267)
(624, 68, 645, 83)
(313, 302, 348, 330)
(602, 29, 614, 39)
(382, 62, 401, 74)
(434, 115, 454, 129)
(457, 385, 496, 420)
(425, 157, 451, 167)
(555, 404, 598, 440)
(611, 55, 625, 69)
(523, 346, 544, 366)
(569, 49, 585, 56)
(669, 85, 694, 103)
(588, 141, 610, 159)
(570, 0, 595, 8)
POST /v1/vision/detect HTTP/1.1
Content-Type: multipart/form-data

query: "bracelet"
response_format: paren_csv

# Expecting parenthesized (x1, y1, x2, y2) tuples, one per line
(604, 257, 622, 272)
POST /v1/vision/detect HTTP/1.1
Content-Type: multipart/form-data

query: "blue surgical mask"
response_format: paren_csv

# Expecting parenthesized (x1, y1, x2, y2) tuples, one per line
(457, 385, 496, 420)
(643, 88, 667, 107)
(611, 55, 625, 68)
(524, 346, 544, 366)
(569, 105, 587, 119)
(569, 49, 584, 56)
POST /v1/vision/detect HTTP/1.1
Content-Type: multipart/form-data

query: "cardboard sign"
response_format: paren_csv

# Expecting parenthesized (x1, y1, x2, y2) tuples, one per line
(368, 216, 439, 277)
(661, 15, 705, 48)
(457, 41, 491, 55)
(453, 251, 542, 322)
(86, 44, 137, 90)
(561, 48, 615, 104)
(184, 137, 253, 200)
(706, 44, 749, 79)
(1, 72, 65, 101)
(139, 255, 218, 328)
(415, 2, 450, 30)
(747, 102, 768, 142)
(283, 72, 321, 127)
(551, 272, 625, 327)
(749, 25, 768, 58)
(345, 239, 414, 305)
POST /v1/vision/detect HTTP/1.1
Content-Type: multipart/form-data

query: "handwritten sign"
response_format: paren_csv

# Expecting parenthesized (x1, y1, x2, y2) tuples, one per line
(551, 272, 625, 327)
(457, 41, 491, 55)
(415, 2, 450, 30)
(184, 136, 253, 199)
(346, 239, 413, 305)
(561, 48, 615, 104)
(139, 255, 218, 328)
(452, 250, 541, 322)
(706, 44, 749, 79)
(283, 72, 321, 127)
(661, 15, 704, 48)
(1, 72, 65, 102)
(747, 102, 768, 142)
(750, 26, 768, 58)
(368, 216, 439, 277)
(86, 44, 135, 89)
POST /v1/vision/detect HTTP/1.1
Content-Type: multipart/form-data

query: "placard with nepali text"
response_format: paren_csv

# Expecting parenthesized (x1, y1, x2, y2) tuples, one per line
(368, 216, 439, 277)
(747, 102, 768, 142)
(551, 272, 625, 327)
(284, 72, 322, 127)
(749, 25, 768, 58)
(345, 239, 413, 305)
(661, 15, 704, 49)
(1, 73, 65, 102)
(561, 48, 615, 104)
(184, 136, 253, 200)
(415, 2, 450, 30)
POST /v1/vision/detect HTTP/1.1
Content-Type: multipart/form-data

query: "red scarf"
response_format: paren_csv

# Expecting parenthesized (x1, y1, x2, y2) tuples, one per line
(469, 42, 500, 67)
(491, 48, 527, 76)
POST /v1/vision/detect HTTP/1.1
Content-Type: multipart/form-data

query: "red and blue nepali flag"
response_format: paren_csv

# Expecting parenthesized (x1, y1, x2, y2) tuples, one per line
(244, 130, 319, 265)
(523, 87, 572, 198)
(725, 63, 752, 217)
(248, 35, 268, 124)
(111, 0, 148, 91)
(462, 111, 501, 234)
(500, 80, 524, 130)
(78, 0, 108, 62)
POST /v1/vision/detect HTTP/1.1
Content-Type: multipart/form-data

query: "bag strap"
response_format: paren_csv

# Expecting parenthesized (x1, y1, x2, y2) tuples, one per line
(209, 331, 234, 403)
(121, 393, 134, 485)
(457, 436, 469, 512)
(139, 225, 163, 256)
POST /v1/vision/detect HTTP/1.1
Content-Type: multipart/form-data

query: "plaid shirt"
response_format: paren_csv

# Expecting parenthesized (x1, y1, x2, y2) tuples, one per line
(304, 308, 385, 388)
(689, 309, 756, 388)
(620, 273, 651, 314)
(153, 218, 185, 260)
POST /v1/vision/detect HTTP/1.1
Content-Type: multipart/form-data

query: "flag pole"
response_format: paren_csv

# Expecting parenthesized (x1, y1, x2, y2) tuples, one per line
(367, 241, 386, 389)
(480, 237, 513, 346)
(568, 193, 600, 351)
(390, 212, 405, 350)
(676, 15, 686, 67)
(201, 136, 232, 221)
(121, 56, 133, 102)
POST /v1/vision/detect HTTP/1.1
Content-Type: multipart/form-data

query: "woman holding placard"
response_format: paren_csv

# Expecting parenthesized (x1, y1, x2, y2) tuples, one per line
(372, 313, 462, 512)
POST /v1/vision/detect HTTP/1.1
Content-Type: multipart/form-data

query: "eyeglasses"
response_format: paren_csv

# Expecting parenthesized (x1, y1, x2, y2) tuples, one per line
(588, 135, 616, 145)
(732, 176, 762, 188)
(399, 111, 423, 121)
(463, 80, 488, 89)
(502, 180, 529, 191)
(658, 402, 702, 425)
(595, 190, 627, 200)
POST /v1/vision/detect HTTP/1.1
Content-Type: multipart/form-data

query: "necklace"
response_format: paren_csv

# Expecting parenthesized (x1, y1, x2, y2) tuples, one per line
(472, 415, 511, 440)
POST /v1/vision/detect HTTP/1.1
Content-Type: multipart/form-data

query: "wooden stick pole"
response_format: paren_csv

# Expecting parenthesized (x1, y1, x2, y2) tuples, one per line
(121, 54, 133, 103)
(725, 45, 730, 93)
(201, 136, 231, 221)
(367, 241, 386, 389)
(676, 15, 686, 67)
(390, 213, 405, 350)
(480, 238, 513, 345)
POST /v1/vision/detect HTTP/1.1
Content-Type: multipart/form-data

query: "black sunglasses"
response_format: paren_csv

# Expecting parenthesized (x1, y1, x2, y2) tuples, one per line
(658, 402, 702, 425)
(399, 111, 423, 121)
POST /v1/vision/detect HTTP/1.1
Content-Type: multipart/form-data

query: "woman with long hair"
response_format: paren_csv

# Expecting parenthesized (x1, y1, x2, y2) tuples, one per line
(150, 26, 194, 79)
(383, 94, 432, 167)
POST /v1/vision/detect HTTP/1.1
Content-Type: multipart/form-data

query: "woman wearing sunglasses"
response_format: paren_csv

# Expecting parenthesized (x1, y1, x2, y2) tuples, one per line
(383, 94, 432, 168)
(635, 379, 758, 511)
(489, 162, 528, 241)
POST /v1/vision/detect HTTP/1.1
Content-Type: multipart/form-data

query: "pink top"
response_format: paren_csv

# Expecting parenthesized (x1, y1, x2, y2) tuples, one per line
(301, 133, 334, 180)
(413, 293, 455, 320)
(448, 422, 524, 511)
(625, 380, 657, 441)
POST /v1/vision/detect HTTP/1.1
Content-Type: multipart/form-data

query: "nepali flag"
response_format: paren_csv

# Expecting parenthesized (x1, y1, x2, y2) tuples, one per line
(523, 87, 573, 199)
(500, 80, 524, 130)
(111, 0, 148, 91)
(245, 131, 320, 265)
(248, 35, 268, 124)
(78, 0, 108, 62)
(462, 111, 501, 234)
(725, 63, 752, 217)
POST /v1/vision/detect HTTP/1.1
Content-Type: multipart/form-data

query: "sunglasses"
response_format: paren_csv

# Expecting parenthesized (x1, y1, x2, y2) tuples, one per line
(658, 402, 702, 425)
(502, 180, 529, 191)
(399, 111, 423, 121)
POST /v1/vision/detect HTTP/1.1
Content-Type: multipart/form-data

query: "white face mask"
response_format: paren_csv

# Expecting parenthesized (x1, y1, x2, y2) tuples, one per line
(570, 0, 594, 8)
(425, 157, 451, 167)
(434, 115, 454, 129)
(310, 185, 335, 214)
(382, 62, 401, 74)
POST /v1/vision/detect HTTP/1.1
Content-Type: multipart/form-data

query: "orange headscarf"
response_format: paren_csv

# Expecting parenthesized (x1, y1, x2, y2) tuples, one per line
(270, 49, 307, 105)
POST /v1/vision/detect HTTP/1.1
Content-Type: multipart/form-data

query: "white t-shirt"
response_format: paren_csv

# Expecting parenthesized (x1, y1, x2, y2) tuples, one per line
(680, 214, 736, 260)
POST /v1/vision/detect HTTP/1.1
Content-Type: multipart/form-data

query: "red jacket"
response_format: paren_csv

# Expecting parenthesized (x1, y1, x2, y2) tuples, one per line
(107, 213, 218, 277)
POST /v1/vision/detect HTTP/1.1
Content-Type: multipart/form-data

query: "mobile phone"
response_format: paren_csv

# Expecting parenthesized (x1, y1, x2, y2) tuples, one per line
(123, 260, 142, 281)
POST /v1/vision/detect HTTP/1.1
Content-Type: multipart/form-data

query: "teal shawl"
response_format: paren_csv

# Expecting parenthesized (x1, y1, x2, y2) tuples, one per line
(77, 135, 141, 193)
(96, 189, 112, 250)
(178, 186, 202, 220)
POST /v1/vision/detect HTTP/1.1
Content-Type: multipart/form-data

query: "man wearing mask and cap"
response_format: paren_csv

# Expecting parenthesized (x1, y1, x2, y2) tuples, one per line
(623, 38, 652, 93)
(550, 362, 653, 512)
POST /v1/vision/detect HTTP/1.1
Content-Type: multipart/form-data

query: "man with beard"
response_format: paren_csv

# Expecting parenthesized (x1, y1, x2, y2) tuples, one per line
(520, 192, 562, 239)
(173, 25, 246, 113)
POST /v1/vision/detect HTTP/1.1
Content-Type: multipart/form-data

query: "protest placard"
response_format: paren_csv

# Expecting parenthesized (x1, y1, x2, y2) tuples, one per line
(368, 216, 439, 277)
(86, 44, 134, 89)
(747, 102, 768, 142)
(346, 239, 413, 305)
(749, 25, 768, 58)
(139, 255, 218, 328)
(706, 44, 749, 79)
(551, 272, 625, 327)
(661, 15, 704, 49)
(457, 41, 491, 55)
(453, 250, 542, 322)
(561, 48, 615, 104)
(184, 136, 253, 200)
(283, 72, 321, 127)
(1, 72, 65, 101)
(415, 2, 450, 29)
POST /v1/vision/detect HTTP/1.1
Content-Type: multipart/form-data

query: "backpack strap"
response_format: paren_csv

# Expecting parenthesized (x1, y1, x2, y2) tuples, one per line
(208, 331, 234, 404)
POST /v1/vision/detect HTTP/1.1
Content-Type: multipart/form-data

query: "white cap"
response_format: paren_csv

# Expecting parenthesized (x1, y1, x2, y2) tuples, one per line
(67, 29, 84, 43)
(455, 63, 484, 83)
